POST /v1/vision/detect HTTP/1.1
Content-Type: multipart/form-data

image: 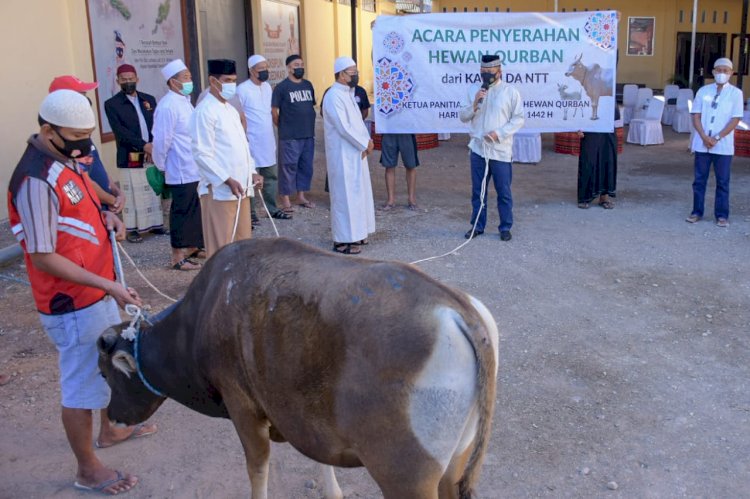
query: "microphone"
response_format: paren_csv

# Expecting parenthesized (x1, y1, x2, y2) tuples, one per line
(477, 80, 490, 105)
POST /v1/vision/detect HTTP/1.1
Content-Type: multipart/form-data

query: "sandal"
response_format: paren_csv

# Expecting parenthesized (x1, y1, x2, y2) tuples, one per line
(297, 201, 316, 209)
(172, 258, 201, 271)
(378, 203, 396, 212)
(332, 243, 361, 255)
(353, 239, 369, 246)
(189, 249, 207, 259)
(407, 203, 419, 211)
(126, 231, 143, 243)
(272, 210, 293, 220)
(281, 205, 295, 214)
(577, 202, 590, 209)
(598, 200, 614, 209)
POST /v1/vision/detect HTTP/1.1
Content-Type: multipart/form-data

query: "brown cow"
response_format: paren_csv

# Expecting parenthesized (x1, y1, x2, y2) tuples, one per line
(565, 53, 614, 120)
(97, 238, 499, 499)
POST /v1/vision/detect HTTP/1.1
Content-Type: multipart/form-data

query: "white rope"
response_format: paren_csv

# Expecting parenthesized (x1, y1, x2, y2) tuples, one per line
(116, 240, 178, 303)
(120, 303, 145, 341)
(409, 140, 492, 265)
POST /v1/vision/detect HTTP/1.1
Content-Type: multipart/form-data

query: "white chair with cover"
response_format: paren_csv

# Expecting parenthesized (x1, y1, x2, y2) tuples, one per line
(661, 84, 680, 125)
(621, 84, 639, 124)
(632, 87, 654, 120)
(627, 96, 666, 145)
(671, 88, 694, 133)
(512, 132, 542, 163)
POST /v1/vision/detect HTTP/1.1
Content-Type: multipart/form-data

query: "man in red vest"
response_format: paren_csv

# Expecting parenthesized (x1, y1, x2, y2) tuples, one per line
(7, 89, 154, 495)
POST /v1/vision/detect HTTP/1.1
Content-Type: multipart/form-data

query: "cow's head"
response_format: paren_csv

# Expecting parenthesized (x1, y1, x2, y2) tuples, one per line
(565, 53, 584, 78)
(97, 324, 166, 426)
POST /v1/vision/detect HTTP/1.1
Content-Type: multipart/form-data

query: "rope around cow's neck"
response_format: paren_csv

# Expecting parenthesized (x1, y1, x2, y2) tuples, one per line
(134, 320, 166, 398)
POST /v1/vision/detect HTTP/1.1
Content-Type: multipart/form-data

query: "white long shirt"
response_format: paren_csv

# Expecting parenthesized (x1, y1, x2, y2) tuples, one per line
(152, 90, 200, 185)
(459, 81, 525, 162)
(690, 82, 743, 156)
(234, 80, 276, 168)
(190, 92, 256, 200)
(322, 83, 375, 243)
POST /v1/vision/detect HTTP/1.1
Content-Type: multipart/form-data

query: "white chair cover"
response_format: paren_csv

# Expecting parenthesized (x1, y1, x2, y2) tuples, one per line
(621, 84, 639, 125)
(672, 88, 694, 133)
(627, 97, 665, 145)
(512, 132, 542, 163)
(632, 88, 654, 120)
(662, 84, 680, 125)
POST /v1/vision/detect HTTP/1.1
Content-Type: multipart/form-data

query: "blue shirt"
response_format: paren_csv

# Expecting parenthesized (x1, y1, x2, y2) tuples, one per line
(77, 146, 112, 209)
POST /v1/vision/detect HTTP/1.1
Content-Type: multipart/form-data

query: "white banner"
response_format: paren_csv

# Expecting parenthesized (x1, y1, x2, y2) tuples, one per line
(373, 12, 618, 133)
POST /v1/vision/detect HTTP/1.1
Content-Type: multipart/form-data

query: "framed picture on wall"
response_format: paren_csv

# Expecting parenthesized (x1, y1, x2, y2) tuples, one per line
(85, 0, 189, 141)
(627, 17, 655, 56)
(261, 0, 301, 87)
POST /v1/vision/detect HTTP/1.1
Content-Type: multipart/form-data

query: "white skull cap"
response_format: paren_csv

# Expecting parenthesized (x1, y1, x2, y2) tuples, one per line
(161, 59, 188, 81)
(714, 57, 733, 69)
(334, 56, 356, 74)
(248, 55, 267, 69)
(40, 89, 96, 129)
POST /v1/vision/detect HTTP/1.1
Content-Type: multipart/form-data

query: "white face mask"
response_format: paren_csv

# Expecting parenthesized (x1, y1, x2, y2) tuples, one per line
(212, 78, 237, 100)
(714, 72, 730, 85)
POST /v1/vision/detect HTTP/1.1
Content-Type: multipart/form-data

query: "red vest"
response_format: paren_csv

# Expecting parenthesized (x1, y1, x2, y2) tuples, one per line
(8, 143, 115, 315)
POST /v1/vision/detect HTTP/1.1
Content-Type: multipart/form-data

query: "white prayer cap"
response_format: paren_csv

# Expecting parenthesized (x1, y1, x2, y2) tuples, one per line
(247, 54, 266, 69)
(40, 90, 95, 129)
(334, 56, 356, 74)
(714, 57, 733, 70)
(161, 59, 188, 81)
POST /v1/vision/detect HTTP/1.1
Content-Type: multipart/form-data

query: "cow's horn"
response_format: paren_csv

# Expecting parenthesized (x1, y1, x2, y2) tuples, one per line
(97, 329, 119, 355)
(112, 351, 137, 378)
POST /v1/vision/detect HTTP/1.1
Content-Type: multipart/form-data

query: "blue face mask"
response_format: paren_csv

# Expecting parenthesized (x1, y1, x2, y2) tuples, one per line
(179, 81, 194, 96)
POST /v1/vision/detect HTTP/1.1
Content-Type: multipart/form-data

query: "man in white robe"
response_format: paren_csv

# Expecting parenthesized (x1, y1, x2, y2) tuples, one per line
(322, 57, 375, 254)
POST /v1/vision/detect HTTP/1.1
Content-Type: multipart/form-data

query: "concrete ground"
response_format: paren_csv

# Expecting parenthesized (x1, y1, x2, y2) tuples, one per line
(0, 126, 748, 498)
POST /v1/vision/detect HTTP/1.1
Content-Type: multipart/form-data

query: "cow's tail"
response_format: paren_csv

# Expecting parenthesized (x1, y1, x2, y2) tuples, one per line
(457, 296, 499, 499)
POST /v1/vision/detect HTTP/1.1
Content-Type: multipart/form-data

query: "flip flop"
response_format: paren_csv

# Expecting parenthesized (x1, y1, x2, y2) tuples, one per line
(598, 200, 614, 209)
(407, 203, 419, 211)
(378, 203, 396, 212)
(332, 243, 361, 255)
(126, 231, 143, 243)
(189, 249, 207, 259)
(281, 205, 296, 214)
(271, 211, 293, 220)
(297, 201, 316, 208)
(95, 423, 157, 449)
(74, 470, 137, 495)
(171, 258, 201, 271)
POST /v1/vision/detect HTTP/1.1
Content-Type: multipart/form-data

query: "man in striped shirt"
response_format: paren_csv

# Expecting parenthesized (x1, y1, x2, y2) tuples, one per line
(7, 90, 153, 495)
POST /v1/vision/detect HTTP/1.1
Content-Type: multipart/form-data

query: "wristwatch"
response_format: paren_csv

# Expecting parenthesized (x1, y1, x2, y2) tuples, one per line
(714, 134, 722, 141)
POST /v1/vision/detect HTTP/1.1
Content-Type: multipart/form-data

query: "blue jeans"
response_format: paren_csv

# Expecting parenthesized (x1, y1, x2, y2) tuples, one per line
(692, 152, 732, 220)
(470, 151, 513, 232)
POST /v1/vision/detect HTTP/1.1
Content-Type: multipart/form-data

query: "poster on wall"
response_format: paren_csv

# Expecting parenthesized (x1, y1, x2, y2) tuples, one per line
(372, 12, 618, 133)
(627, 17, 655, 56)
(261, 0, 301, 87)
(86, 0, 187, 140)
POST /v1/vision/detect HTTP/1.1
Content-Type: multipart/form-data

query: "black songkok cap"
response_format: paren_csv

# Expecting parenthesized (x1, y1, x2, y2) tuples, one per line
(285, 54, 302, 66)
(207, 59, 237, 75)
(481, 54, 501, 67)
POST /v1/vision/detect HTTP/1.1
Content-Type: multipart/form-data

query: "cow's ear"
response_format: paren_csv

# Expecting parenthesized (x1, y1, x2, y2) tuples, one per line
(97, 329, 119, 355)
(112, 350, 137, 378)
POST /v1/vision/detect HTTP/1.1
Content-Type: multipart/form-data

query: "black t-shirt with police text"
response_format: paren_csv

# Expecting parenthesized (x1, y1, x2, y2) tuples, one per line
(272, 78, 316, 140)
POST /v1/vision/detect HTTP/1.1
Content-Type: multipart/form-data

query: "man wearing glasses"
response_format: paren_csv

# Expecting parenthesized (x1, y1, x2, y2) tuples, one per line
(687, 57, 743, 227)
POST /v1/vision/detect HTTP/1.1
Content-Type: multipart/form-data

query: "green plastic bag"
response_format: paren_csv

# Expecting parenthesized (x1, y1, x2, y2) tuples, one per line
(145, 164, 170, 198)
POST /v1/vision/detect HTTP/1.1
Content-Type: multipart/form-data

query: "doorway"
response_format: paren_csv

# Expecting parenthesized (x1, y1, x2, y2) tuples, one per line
(197, 0, 253, 87)
(675, 32, 727, 90)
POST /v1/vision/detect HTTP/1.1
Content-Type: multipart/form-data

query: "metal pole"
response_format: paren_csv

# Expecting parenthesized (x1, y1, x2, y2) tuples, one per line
(739, 0, 748, 90)
(554, 0, 558, 12)
(351, 0, 358, 62)
(688, 0, 698, 88)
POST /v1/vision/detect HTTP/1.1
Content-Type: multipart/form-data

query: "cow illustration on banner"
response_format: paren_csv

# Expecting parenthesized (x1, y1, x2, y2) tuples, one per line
(372, 11, 618, 134)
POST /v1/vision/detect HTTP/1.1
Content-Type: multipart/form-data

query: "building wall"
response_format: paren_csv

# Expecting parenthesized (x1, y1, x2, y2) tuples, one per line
(433, 0, 750, 92)
(0, 0, 117, 220)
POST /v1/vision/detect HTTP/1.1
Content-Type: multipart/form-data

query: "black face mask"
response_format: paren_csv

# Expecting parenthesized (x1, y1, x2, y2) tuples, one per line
(347, 74, 360, 88)
(257, 70, 269, 82)
(480, 72, 497, 88)
(292, 68, 305, 79)
(51, 128, 93, 159)
(120, 82, 137, 94)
